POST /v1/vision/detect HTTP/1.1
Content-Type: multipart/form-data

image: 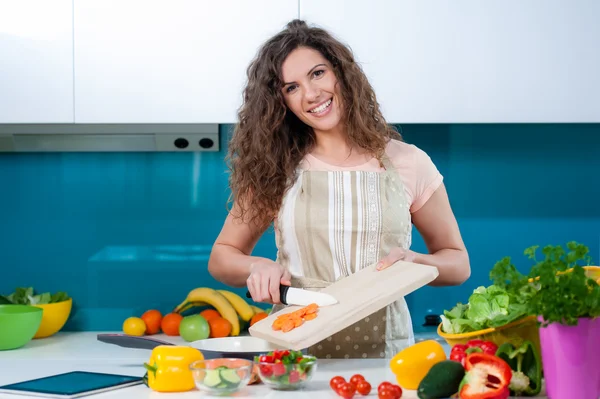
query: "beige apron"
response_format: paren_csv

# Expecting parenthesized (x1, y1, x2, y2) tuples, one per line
(273, 153, 415, 359)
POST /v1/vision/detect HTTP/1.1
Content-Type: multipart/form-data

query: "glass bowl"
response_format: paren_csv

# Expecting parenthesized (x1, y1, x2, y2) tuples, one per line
(256, 355, 317, 390)
(189, 358, 253, 395)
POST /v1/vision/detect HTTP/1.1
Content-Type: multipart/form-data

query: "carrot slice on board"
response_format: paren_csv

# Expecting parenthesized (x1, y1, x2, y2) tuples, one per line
(304, 303, 318, 314)
(303, 312, 317, 321)
(270, 302, 321, 332)
(281, 319, 295, 332)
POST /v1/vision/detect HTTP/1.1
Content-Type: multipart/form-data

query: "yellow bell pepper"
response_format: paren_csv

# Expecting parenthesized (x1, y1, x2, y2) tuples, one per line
(389, 340, 446, 390)
(143, 345, 204, 392)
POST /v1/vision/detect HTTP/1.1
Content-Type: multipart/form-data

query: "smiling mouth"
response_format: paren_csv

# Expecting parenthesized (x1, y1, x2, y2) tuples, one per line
(308, 98, 332, 114)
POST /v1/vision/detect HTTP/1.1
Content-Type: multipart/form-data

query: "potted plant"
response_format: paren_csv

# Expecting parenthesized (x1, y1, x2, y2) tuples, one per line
(490, 241, 600, 399)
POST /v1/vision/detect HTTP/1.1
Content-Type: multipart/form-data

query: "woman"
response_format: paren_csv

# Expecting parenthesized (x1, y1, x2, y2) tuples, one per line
(208, 19, 470, 359)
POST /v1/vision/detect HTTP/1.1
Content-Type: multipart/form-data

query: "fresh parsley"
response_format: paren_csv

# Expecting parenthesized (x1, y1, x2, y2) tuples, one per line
(490, 241, 599, 327)
(441, 241, 599, 333)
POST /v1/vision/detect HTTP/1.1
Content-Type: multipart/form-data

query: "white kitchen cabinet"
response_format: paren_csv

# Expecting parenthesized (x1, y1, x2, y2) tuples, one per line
(73, 0, 299, 123)
(300, 0, 600, 123)
(0, 0, 74, 123)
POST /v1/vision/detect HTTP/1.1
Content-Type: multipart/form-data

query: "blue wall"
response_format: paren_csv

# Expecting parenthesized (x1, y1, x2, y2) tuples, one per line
(1, 124, 598, 333)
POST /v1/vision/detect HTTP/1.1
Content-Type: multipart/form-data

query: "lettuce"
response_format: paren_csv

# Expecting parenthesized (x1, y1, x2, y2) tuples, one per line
(440, 285, 530, 334)
(0, 287, 70, 305)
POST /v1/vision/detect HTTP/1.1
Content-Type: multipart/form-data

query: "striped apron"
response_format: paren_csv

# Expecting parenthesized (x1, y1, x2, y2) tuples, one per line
(273, 153, 415, 359)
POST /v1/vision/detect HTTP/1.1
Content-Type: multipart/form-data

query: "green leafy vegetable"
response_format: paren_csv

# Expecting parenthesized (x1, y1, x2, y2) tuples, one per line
(491, 241, 599, 327)
(440, 284, 532, 334)
(441, 241, 597, 333)
(0, 287, 70, 305)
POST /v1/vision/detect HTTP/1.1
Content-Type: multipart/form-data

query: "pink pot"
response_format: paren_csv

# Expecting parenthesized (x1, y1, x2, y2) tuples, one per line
(538, 316, 600, 399)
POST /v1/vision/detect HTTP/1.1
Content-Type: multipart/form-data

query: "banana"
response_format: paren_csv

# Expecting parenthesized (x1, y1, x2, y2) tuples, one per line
(217, 290, 254, 322)
(250, 305, 265, 315)
(175, 301, 208, 314)
(174, 287, 241, 336)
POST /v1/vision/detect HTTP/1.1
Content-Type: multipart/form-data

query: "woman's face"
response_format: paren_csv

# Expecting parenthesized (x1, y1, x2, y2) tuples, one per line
(281, 47, 343, 134)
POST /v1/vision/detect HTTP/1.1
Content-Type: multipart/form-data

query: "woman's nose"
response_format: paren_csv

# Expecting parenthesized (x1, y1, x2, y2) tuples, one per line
(304, 84, 321, 102)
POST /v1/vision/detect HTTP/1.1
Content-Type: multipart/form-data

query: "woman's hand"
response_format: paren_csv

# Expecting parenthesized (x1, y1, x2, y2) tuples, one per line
(246, 260, 292, 304)
(376, 247, 419, 270)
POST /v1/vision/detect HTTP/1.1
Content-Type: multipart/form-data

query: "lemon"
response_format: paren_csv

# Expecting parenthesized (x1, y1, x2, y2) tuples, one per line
(123, 317, 146, 336)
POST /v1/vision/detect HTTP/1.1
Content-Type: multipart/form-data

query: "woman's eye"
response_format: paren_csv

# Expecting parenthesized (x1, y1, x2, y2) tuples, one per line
(313, 70, 324, 77)
(286, 85, 297, 93)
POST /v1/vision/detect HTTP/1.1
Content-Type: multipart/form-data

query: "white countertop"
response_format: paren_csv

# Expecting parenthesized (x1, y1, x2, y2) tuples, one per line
(0, 332, 547, 399)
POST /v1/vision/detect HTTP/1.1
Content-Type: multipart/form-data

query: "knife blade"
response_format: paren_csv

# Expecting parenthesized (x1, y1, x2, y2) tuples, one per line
(245, 285, 338, 307)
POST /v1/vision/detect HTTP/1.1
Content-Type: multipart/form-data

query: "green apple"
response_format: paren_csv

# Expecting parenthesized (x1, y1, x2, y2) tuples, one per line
(179, 314, 210, 342)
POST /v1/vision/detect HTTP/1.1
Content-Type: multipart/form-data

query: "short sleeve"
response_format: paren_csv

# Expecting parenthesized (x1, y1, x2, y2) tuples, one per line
(385, 140, 444, 213)
(410, 145, 444, 213)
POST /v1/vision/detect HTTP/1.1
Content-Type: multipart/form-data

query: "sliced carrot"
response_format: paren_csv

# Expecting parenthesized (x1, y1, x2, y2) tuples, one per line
(281, 319, 295, 332)
(270, 302, 320, 332)
(303, 312, 317, 321)
(272, 318, 285, 330)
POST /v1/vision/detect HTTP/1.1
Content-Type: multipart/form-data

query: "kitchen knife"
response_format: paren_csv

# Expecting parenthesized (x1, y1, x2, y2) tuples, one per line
(245, 285, 338, 307)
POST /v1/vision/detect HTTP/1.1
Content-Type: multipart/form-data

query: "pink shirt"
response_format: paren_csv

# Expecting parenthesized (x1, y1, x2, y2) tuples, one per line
(299, 139, 444, 213)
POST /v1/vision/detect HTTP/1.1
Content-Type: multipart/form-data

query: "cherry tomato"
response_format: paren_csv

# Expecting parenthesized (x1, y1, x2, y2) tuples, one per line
(350, 374, 365, 386)
(378, 381, 393, 394)
(258, 364, 272, 377)
(378, 388, 397, 399)
(356, 380, 371, 395)
(330, 376, 346, 391)
(389, 384, 403, 397)
(338, 382, 356, 399)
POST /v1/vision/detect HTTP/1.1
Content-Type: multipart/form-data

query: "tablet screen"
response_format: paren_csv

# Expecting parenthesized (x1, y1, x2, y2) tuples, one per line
(0, 371, 143, 396)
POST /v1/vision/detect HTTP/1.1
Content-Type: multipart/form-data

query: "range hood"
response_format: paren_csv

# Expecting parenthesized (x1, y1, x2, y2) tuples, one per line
(0, 124, 220, 152)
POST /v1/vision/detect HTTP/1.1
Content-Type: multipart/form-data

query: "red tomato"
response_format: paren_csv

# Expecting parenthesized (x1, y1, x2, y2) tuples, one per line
(259, 364, 272, 377)
(378, 388, 397, 399)
(330, 376, 346, 390)
(356, 380, 371, 395)
(389, 384, 403, 397)
(272, 363, 286, 376)
(338, 383, 356, 399)
(378, 381, 393, 394)
(350, 374, 365, 385)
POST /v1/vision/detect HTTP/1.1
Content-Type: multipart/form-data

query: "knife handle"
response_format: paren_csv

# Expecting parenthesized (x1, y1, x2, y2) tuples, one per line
(245, 285, 289, 305)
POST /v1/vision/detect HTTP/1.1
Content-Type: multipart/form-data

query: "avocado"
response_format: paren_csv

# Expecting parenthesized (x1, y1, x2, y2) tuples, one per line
(417, 360, 465, 399)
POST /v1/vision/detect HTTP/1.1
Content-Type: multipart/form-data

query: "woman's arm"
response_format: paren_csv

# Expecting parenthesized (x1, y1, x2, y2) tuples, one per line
(208, 203, 271, 288)
(410, 183, 470, 286)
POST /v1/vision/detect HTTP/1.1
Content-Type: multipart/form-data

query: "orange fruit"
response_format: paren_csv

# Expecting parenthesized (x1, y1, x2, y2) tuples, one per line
(200, 309, 221, 321)
(250, 312, 268, 326)
(208, 317, 232, 338)
(141, 309, 162, 335)
(161, 313, 183, 336)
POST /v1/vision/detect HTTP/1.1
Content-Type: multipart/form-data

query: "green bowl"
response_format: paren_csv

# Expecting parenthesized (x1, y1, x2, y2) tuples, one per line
(0, 305, 43, 350)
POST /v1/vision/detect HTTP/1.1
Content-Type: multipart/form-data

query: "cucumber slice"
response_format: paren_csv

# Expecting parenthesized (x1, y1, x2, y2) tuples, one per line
(204, 369, 222, 388)
(220, 368, 241, 386)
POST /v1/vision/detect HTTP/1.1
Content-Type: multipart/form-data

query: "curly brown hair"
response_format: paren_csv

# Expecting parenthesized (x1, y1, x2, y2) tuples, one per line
(226, 19, 401, 229)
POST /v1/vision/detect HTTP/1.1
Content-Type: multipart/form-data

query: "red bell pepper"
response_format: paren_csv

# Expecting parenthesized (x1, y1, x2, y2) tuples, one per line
(458, 352, 512, 399)
(450, 339, 498, 366)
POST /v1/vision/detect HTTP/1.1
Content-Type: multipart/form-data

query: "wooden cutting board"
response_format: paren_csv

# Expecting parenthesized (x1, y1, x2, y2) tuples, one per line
(248, 260, 439, 351)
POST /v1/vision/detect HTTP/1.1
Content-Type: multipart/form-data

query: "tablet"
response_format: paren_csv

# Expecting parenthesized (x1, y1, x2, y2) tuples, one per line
(0, 371, 143, 399)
